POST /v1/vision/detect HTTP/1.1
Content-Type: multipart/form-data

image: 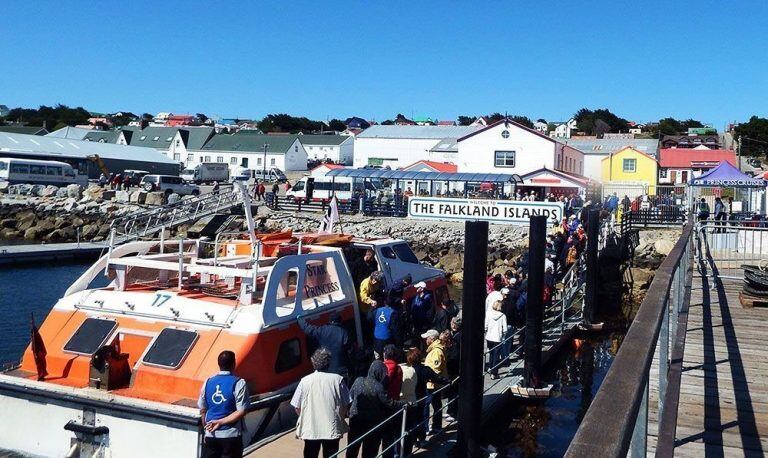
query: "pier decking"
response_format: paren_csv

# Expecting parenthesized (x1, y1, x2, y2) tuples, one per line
(0, 242, 106, 265)
(649, 268, 768, 456)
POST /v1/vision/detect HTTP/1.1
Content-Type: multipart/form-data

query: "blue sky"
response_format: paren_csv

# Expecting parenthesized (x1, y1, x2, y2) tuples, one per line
(1, 1, 766, 128)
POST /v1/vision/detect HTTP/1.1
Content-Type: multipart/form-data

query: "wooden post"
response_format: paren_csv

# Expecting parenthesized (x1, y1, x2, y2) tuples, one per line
(523, 215, 546, 388)
(456, 221, 488, 457)
(584, 209, 599, 324)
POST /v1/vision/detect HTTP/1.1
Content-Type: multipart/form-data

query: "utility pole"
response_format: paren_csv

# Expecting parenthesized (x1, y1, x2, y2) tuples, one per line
(262, 143, 269, 179)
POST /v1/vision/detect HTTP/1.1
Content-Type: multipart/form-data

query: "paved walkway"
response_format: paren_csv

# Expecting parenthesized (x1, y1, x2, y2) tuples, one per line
(649, 267, 768, 456)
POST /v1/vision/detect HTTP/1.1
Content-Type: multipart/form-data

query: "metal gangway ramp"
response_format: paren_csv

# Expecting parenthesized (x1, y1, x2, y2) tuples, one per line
(109, 186, 246, 241)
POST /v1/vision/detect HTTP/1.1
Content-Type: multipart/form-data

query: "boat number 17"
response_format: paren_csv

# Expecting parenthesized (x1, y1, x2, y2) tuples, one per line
(151, 293, 172, 308)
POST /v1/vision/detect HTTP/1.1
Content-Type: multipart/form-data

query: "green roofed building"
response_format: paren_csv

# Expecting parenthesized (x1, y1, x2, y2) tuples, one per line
(196, 133, 308, 171)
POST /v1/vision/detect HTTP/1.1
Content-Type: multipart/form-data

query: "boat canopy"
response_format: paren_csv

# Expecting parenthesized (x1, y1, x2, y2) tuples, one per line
(326, 168, 524, 184)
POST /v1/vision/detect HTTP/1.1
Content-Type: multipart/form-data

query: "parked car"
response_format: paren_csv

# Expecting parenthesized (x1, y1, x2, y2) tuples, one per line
(123, 170, 150, 186)
(230, 167, 287, 183)
(140, 175, 200, 196)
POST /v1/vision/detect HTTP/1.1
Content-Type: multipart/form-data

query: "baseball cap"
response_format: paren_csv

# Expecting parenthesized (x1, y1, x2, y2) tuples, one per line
(421, 329, 439, 339)
(414, 281, 427, 289)
(501, 288, 510, 295)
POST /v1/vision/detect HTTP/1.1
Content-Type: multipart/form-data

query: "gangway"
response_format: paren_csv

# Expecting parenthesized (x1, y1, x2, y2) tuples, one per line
(109, 186, 247, 241)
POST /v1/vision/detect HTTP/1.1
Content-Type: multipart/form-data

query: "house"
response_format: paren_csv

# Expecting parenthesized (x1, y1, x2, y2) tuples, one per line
(600, 147, 658, 192)
(166, 114, 195, 127)
(353, 124, 482, 168)
(661, 135, 719, 149)
(85, 126, 216, 164)
(550, 118, 577, 139)
(455, 118, 585, 176)
(298, 134, 354, 165)
(400, 160, 457, 173)
(533, 121, 548, 133)
(658, 148, 736, 185)
(563, 138, 660, 181)
(310, 163, 346, 177)
(344, 117, 370, 130)
(0, 132, 178, 178)
(413, 117, 435, 126)
(518, 167, 590, 197)
(469, 117, 489, 127)
(87, 117, 113, 128)
(151, 112, 172, 126)
(196, 133, 307, 171)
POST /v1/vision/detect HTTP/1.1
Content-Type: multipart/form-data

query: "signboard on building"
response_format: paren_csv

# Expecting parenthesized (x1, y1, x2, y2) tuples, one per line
(408, 197, 564, 225)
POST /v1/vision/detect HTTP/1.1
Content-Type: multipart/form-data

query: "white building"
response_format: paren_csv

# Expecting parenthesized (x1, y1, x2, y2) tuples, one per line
(353, 125, 482, 168)
(455, 119, 585, 176)
(533, 121, 548, 133)
(194, 133, 308, 172)
(550, 118, 577, 139)
(299, 134, 354, 165)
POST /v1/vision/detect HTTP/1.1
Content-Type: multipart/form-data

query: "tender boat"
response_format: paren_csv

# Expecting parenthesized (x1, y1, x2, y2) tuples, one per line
(0, 229, 447, 456)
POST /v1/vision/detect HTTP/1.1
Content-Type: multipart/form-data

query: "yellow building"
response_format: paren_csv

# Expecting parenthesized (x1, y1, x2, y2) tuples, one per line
(601, 146, 658, 194)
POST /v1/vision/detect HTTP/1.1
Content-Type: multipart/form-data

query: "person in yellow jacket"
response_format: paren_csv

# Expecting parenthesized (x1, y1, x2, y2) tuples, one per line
(422, 329, 448, 434)
(358, 271, 384, 315)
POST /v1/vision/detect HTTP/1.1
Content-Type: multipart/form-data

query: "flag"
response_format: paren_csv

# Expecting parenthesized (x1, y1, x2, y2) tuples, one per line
(30, 313, 48, 381)
(319, 195, 340, 233)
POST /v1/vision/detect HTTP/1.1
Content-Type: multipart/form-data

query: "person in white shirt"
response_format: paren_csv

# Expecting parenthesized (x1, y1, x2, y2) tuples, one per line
(485, 287, 503, 313)
(291, 348, 350, 458)
(485, 301, 508, 379)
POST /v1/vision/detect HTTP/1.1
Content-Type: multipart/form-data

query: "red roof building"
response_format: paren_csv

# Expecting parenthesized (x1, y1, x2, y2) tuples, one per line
(658, 148, 736, 185)
(400, 160, 458, 173)
(310, 163, 346, 177)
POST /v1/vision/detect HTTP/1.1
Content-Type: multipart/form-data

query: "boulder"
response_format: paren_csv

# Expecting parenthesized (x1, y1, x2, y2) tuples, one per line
(114, 191, 131, 203)
(41, 185, 59, 197)
(129, 191, 147, 204)
(30, 185, 46, 197)
(63, 197, 78, 212)
(101, 190, 116, 201)
(17, 214, 37, 232)
(0, 181, 9, 193)
(0, 228, 20, 239)
(44, 226, 77, 243)
(32, 218, 56, 234)
(1, 219, 16, 229)
(654, 239, 675, 256)
(23, 227, 41, 240)
(83, 185, 105, 201)
(97, 224, 112, 236)
(54, 217, 72, 229)
(71, 217, 85, 228)
(80, 224, 99, 239)
(66, 184, 83, 199)
(55, 187, 69, 198)
(145, 192, 165, 206)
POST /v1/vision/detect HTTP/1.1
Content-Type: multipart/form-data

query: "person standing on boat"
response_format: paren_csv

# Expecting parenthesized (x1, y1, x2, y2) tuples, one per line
(297, 311, 352, 380)
(198, 350, 250, 458)
(370, 293, 398, 359)
(410, 282, 434, 337)
(292, 348, 351, 458)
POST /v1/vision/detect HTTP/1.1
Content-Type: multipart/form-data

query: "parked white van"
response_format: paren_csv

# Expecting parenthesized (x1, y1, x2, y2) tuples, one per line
(0, 157, 87, 186)
(286, 176, 379, 202)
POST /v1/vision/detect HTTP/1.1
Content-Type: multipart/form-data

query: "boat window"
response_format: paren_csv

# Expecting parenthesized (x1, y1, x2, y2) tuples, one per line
(142, 328, 197, 369)
(275, 338, 301, 373)
(392, 243, 419, 264)
(275, 268, 299, 317)
(64, 318, 117, 355)
(380, 246, 397, 259)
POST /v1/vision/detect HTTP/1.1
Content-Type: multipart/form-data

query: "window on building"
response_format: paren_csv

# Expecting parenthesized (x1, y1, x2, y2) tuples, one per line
(501, 130, 510, 139)
(140, 136, 147, 141)
(187, 154, 194, 162)
(230, 157, 237, 164)
(153, 136, 160, 141)
(257, 158, 263, 166)
(173, 153, 181, 161)
(217, 156, 224, 163)
(494, 151, 516, 167)
(659, 169, 668, 178)
(270, 158, 276, 166)
(241, 158, 249, 167)
(294, 145, 298, 152)
(204, 156, 211, 162)
(623, 158, 637, 173)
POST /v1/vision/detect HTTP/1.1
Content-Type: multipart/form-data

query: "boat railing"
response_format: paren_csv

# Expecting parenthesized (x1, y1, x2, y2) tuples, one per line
(566, 219, 694, 456)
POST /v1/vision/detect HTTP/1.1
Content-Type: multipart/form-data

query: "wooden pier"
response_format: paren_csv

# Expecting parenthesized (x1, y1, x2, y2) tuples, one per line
(0, 242, 106, 265)
(648, 269, 768, 456)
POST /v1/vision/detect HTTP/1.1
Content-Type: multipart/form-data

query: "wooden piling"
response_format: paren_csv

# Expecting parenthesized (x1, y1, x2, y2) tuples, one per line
(523, 215, 546, 388)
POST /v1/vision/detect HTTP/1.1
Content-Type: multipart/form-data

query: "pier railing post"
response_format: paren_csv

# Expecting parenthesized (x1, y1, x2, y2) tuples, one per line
(456, 221, 488, 457)
(524, 215, 546, 388)
(584, 209, 599, 324)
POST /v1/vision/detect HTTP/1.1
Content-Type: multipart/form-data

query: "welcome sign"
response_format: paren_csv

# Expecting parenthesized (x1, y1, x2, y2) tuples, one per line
(408, 197, 564, 225)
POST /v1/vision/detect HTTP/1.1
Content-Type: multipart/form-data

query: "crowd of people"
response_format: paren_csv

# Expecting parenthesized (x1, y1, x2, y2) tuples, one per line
(98, 172, 135, 191)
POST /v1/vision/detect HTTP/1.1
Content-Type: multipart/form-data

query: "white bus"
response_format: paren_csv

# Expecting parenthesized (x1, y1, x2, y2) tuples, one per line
(0, 157, 87, 187)
(286, 176, 379, 202)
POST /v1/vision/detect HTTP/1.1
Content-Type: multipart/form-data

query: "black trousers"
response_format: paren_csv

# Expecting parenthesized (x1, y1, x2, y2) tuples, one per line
(202, 436, 243, 458)
(347, 417, 382, 458)
(303, 438, 340, 458)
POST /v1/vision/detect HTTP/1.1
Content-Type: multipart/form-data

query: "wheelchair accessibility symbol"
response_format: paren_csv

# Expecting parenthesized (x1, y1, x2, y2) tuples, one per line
(211, 385, 227, 405)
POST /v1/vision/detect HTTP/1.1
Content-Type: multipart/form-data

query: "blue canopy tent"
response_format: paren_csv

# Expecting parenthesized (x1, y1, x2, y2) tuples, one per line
(688, 161, 767, 214)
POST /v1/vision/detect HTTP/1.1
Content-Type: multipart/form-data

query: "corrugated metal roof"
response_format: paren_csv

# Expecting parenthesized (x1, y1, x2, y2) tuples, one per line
(356, 125, 482, 139)
(118, 126, 215, 150)
(0, 132, 177, 164)
(297, 134, 349, 146)
(46, 126, 93, 140)
(0, 126, 48, 135)
(326, 168, 522, 183)
(83, 130, 120, 143)
(564, 138, 660, 156)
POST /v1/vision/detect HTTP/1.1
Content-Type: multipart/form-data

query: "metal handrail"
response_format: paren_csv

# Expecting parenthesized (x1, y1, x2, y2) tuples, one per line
(566, 220, 693, 457)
